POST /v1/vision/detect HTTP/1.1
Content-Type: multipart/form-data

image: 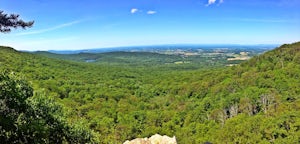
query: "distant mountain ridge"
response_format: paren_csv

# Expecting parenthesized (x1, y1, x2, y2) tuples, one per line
(32, 44, 277, 69)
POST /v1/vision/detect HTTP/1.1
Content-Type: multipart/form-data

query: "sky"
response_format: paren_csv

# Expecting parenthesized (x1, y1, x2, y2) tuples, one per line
(0, 0, 300, 51)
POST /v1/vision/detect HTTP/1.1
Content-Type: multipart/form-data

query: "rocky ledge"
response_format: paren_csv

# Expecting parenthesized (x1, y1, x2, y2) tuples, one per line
(123, 134, 177, 144)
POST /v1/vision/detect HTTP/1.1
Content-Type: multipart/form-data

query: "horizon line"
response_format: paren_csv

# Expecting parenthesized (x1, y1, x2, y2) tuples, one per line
(22, 43, 281, 52)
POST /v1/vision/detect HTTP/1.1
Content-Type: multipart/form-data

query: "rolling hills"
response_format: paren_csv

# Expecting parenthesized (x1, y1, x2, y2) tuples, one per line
(0, 42, 299, 143)
(33, 45, 271, 68)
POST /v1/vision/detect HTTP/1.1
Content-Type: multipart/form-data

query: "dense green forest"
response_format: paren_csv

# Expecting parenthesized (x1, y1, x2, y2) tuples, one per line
(0, 42, 300, 143)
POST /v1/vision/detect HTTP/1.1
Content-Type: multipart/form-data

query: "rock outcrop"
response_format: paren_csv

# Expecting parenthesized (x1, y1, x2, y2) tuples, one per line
(123, 134, 177, 144)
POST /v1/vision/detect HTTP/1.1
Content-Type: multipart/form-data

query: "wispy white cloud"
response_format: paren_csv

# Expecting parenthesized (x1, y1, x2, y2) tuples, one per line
(206, 0, 217, 6)
(16, 20, 82, 36)
(130, 8, 157, 15)
(206, 0, 224, 6)
(147, 10, 157, 15)
(131, 8, 138, 14)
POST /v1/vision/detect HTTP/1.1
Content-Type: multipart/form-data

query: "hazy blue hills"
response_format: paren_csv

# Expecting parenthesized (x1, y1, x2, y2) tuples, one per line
(46, 44, 278, 54)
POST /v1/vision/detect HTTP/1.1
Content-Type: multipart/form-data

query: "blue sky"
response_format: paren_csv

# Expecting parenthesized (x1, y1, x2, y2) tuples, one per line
(0, 0, 300, 50)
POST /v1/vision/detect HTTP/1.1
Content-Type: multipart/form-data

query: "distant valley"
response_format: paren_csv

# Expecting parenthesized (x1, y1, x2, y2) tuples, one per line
(35, 44, 278, 69)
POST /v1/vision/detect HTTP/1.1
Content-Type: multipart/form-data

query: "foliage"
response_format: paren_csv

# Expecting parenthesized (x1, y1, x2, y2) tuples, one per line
(0, 42, 299, 143)
(0, 72, 96, 143)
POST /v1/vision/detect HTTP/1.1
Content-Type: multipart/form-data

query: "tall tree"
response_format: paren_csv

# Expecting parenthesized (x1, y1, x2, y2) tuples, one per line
(0, 10, 34, 33)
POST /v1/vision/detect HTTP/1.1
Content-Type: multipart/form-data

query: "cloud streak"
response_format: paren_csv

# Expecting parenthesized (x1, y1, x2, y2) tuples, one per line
(131, 8, 138, 14)
(16, 20, 82, 36)
(206, 0, 223, 6)
(131, 8, 157, 15)
(206, 0, 216, 6)
(147, 11, 157, 15)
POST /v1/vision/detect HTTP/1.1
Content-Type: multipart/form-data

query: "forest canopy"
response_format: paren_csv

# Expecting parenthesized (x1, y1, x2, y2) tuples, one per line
(0, 42, 299, 143)
(0, 72, 96, 143)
